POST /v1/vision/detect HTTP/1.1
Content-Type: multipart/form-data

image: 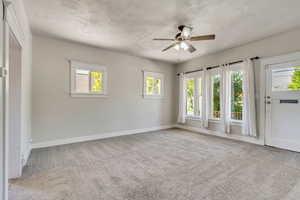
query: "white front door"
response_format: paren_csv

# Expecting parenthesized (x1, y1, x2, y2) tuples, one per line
(265, 59, 300, 152)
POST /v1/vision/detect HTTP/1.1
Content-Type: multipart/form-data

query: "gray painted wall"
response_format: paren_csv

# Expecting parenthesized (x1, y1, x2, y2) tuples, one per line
(32, 35, 177, 143)
(31, 26, 300, 144)
(176, 27, 300, 141)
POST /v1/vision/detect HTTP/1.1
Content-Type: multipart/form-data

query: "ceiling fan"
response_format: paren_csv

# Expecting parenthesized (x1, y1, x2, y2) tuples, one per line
(153, 25, 215, 53)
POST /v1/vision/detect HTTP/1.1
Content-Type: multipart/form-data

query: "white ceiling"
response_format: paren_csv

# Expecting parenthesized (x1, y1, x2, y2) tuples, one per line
(25, 0, 300, 63)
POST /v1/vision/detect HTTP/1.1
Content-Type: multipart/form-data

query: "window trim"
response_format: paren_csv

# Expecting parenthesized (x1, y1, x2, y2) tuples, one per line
(143, 71, 164, 99)
(70, 60, 108, 97)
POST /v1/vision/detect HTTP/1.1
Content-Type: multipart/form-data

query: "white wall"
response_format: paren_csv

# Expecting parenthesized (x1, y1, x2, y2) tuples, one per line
(176, 27, 300, 143)
(31, 35, 176, 144)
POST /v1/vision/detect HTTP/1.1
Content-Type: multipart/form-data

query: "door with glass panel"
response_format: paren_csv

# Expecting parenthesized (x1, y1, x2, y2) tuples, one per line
(265, 60, 300, 152)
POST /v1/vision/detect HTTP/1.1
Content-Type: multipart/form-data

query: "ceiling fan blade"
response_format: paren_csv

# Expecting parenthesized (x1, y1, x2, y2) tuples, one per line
(187, 43, 196, 53)
(162, 43, 178, 52)
(153, 38, 175, 41)
(190, 34, 215, 41)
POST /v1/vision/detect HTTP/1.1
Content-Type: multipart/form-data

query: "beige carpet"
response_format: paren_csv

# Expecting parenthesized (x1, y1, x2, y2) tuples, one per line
(9, 129, 300, 200)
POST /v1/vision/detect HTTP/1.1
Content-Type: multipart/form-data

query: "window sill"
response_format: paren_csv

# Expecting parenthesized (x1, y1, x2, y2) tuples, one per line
(186, 116, 202, 121)
(185, 117, 243, 126)
(208, 118, 221, 123)
(208, 119, 243, 126)
(231, 120, 243, 126)
(143, 95, 164, 99)
(70, 93, 108, 98)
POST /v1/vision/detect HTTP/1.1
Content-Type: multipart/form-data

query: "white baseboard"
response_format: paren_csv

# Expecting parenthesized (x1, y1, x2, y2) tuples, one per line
(175, 124, 264, 146)
(31, 125, 175, 149)
(31, 124, 264, 149)
(266, 138, 300, 152)
(22, 145, 32, 167)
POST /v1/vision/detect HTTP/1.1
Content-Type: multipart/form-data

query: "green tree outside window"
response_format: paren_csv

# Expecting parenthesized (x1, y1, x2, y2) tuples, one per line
(146, 77, 161, 95)
(91, 72, 103, 92)
(212, 76, 220, 118)
(186, 79, 195, 115)
(288, 67, 300, 90)
(231, 72, 243, 120)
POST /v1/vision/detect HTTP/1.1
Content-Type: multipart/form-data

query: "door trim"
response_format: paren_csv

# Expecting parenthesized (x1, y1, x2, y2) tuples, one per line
(5, 0, 28, 179)
(260, 51, 300, 147)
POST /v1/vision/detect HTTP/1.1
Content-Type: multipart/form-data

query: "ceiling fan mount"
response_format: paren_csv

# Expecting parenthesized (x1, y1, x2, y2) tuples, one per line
(153, 25, 215, 53)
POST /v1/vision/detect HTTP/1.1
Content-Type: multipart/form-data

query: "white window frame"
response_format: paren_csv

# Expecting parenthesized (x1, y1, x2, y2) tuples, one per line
(143, 71, 164, 99)
(208, 68, 222, 121)
(70, 60, 108, 97)
(229, 63, 244, 124)
(185, 71, 203, 120)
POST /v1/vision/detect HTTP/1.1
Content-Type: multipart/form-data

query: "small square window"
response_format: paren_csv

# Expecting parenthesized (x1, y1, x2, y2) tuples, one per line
(70, 61, 107, 97)
(143, 71, 164, 98)
(146, 77, 161, 95)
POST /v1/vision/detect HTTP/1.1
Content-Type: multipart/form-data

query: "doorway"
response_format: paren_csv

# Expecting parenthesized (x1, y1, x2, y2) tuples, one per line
(8, 30, 22, 178)
(265, 54, 300, 152)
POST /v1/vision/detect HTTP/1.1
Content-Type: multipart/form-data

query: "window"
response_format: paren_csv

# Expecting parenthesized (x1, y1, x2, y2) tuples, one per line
(182, 63, 248, 125)
(143, 71, 164, 98)
(209, 70, 221, 119)
(185, 72, 203, 118)
(272, 66, 300, 91)
(186, 78, 195, 116)
(198, 77, 202, 117)
(230, 70, 243, 121)
(70, 60, 107, 97)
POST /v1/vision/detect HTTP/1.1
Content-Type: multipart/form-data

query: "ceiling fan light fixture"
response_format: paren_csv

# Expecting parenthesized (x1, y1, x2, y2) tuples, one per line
(154, 25, 215, 53)
(180, 41, 189, 51)
(181, 26, 192, 39)
(174, 43, 180, 51)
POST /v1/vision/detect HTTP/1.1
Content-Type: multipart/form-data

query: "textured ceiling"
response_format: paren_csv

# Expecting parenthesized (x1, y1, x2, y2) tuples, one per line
(25, 0, 300, 63)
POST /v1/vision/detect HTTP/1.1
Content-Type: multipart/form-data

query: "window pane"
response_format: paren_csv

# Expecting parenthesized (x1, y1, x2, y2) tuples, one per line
(146, 77, 161, 95)
(75, 69, 89, 93)
(198, 78, 202, 117)
(146, 77, 154, 95)
(91, 72, 103, 93)
(186, 79, 195, 115)
(153, 78, 161, 95)
(212, 75, 221, 118)
(272, 66, 300, 91)
(231, 71, 243, 120)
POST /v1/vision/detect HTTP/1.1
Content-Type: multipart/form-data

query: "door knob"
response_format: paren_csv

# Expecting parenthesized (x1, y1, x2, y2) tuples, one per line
(266, 101, 271, 104)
